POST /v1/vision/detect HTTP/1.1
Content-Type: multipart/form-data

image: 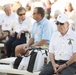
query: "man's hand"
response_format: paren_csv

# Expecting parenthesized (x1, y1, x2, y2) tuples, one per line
(53, 63, 60, 74)
(17, 32, 21, 39)
(0, 32, 8, 40)
(56, 64, 66, 73)
(23, 44, 30, 55)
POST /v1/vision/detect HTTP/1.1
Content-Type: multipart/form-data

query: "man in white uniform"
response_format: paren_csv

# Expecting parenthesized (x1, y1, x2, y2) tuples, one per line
(39, 14, 76, 75)
(0, 4, 17, 58)
(5, 7, 33, 57)
(0, 4, 17, 42)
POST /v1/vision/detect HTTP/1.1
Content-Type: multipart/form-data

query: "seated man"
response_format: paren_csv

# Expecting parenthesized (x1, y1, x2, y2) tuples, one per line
(0, 4, 17, 41)
(39, 13, 76, 75)
(5, 7, 33, 57)
(15, 7, 53, 56)
(0, 4, 17, 37)
(0, 4, 17, 58)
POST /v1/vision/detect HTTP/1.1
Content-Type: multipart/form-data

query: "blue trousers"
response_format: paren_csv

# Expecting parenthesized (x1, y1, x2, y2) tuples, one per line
(5, 32, 26, 57)
(39, 61, 76, 75)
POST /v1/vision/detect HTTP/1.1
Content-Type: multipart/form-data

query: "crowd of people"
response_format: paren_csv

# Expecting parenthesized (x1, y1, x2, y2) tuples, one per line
(0, 0, 76, 75)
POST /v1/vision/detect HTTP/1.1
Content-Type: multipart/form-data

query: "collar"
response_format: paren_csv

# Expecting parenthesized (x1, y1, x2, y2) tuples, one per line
(58, 28, 72, 37)
(36, 17, 47, 25)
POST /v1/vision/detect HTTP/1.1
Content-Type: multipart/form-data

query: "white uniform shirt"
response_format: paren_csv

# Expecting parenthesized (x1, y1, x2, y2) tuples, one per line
(49, 28, 76, 60)
(13, 17, 33, 33)
(0, 13, 17, 31)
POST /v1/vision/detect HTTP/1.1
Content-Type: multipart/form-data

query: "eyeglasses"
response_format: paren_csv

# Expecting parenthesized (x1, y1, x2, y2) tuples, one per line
(56, 21, 64, 25)
(18, 13, 25, 16)
(33, 13, 37, 15)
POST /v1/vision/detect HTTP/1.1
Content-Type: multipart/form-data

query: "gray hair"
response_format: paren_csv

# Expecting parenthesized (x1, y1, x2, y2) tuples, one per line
(3, 4, 11, 11)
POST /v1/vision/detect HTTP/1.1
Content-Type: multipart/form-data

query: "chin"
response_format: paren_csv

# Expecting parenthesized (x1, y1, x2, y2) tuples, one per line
(22, 18, 25, 21)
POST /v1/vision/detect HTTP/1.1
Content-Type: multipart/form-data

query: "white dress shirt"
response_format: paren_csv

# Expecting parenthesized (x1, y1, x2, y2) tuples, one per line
(49, 28, 76, 60)
(13, 17, 33, 33)
(0, 13, 16, 31)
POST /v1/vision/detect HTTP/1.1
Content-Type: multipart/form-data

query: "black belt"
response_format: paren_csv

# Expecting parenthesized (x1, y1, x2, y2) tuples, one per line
(55, 60, 68, 64)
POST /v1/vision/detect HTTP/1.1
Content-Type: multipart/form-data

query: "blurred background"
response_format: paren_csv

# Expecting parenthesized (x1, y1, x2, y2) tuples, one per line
(0, 0, 76, 16)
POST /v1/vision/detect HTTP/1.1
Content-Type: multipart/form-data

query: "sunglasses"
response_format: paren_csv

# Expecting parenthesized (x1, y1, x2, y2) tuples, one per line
(33, 13, 37, 15)
(18, 13, 25, 16)
(56, 21, 64, 25)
